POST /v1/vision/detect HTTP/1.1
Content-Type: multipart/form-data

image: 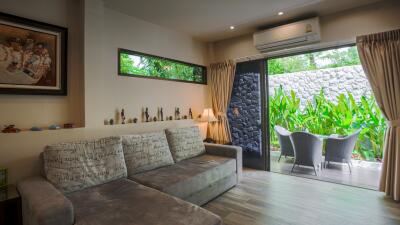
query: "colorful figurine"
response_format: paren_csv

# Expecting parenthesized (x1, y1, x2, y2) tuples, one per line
(48, 124, 61, 130)
(2, 125, 21, 133)
(30, 126, 42, 131)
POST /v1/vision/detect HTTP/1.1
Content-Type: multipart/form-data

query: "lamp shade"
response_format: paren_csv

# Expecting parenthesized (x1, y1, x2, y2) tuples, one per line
(199, 108, 218, 122)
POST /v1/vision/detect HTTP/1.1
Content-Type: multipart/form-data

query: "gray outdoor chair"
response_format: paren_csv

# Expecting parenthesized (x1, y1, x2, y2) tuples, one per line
(324, 130, 361, 173)
(289, 132, 323, 176)
(274, 126, 294, 162)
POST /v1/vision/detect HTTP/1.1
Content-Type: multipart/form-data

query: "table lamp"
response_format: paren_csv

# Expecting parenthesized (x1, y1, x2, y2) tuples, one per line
(199, 108, 218, 143)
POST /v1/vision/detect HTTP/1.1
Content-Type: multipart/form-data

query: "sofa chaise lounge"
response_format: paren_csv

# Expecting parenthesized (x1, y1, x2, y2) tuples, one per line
(17, 126, 242, 225)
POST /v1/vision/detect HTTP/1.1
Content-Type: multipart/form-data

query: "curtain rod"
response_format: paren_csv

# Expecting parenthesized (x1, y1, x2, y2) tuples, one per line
(233, 39, 356, 63)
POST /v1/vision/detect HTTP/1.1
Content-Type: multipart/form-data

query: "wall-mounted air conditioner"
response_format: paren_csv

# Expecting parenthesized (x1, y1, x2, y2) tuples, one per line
(253, 17, 321, 53)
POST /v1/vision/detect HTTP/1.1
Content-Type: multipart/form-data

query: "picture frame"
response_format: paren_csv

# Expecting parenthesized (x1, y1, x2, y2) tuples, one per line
(0, 12, 67, 95)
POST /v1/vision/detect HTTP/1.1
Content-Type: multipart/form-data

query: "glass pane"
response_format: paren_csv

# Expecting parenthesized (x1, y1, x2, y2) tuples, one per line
(119, 50, 206, 83)
(267, 45, 383, 190)
(268, 46, 361, 75)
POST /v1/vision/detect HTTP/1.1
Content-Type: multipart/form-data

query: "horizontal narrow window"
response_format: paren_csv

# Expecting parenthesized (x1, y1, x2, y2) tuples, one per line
(118, 49, 207, 84)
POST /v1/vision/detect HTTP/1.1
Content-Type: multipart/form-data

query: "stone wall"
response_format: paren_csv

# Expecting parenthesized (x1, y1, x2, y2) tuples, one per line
(268, 65, 372, 107)
(228, 72, 261, 154)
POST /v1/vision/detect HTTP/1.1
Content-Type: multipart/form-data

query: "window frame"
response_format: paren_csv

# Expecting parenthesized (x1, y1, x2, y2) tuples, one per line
(118, 48, 207, 85)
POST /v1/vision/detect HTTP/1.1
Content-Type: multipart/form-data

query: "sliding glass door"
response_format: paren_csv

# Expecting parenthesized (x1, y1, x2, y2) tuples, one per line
(266, 45, 383, 190)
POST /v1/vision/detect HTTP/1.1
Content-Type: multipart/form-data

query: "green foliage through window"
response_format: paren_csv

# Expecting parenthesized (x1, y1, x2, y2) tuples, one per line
(118, 49, 206, 84)
(268, 46, 361, 75)
(269, 87, 386, 161)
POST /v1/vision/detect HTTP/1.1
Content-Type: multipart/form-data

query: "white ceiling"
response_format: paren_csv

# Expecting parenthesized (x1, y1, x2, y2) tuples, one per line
(103, 0, 383, 42)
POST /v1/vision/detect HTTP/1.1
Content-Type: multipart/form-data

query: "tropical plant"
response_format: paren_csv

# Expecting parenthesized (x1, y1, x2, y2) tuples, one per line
(269, 86, 386, 161)
(119, 52, 205, 83)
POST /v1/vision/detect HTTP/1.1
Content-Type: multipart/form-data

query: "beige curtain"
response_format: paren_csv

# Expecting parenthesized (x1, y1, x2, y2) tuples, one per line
(209, 60, 236, 144)
(357, 29, 400, 201)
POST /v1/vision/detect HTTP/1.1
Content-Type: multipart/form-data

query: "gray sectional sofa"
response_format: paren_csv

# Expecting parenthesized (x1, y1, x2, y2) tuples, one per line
(17, 126, 242, 225)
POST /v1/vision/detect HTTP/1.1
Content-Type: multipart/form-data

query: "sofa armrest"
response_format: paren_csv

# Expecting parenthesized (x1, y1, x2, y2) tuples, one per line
(17, 177, 74, 225)
(204, 143, 243, 181)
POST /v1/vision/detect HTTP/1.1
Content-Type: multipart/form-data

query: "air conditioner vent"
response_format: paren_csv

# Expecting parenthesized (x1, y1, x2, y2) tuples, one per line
(253, 17, 321, 53)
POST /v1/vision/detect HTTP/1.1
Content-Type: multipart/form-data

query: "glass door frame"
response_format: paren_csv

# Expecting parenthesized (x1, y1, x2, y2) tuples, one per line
(260, 60, 270, 171)
(262, 43, 357, 172)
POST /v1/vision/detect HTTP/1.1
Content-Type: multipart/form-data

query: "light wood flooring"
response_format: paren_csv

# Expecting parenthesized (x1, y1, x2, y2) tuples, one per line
(204, 169, 400, 225)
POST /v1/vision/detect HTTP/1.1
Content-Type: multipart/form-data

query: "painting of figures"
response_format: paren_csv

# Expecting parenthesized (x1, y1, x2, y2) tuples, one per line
(0, 12, 67, 95)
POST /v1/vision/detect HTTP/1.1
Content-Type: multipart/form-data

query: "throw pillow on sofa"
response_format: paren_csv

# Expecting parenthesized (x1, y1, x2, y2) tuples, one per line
(43, 136, 127, 193)
(122, 132, 174, 175)
(165, 126, 205, 162)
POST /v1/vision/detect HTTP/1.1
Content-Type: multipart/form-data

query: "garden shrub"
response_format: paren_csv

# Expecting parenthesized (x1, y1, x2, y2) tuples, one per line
(269, 86, 386, 161)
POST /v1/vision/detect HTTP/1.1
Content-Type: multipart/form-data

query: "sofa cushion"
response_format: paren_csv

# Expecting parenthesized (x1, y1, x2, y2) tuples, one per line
(165, 126, 205, 162)
(43, 136, 127, 193)
(122, 132, 174, 175)
(67, 179, 222, 225)
(130, 154, 236, 200)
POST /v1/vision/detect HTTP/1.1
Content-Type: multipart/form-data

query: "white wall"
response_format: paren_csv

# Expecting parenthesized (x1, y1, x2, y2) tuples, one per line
(0, 0, 211, 184)
(211, 0, 400, 62)
(84, 0, 210, 128)
(0, 120, 203, 185)
(0, 0, 85, 128)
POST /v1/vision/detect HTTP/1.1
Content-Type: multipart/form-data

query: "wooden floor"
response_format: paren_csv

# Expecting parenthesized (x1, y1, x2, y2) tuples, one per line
(270, 151, 381, 190)
(204, 169, 400, 225)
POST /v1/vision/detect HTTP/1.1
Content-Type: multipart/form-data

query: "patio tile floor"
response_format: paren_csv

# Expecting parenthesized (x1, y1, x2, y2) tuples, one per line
(270, 151, 381, 190)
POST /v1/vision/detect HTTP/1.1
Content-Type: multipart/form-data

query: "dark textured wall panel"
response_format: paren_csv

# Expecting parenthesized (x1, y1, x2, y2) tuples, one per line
(228, 71, 262, 156)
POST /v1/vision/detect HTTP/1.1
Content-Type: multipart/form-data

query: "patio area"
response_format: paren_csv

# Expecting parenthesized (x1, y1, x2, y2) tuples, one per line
(270, 150, 382, 190)
(267, 46, 385, 190)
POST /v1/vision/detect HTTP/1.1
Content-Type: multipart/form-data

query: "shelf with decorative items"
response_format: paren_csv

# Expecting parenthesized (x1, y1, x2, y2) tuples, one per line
(104, 107, 195, 126)
(1, 123, 77, 134)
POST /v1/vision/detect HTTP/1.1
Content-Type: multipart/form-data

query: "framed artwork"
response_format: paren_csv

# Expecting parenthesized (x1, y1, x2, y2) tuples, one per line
(0, 12, 67, 95)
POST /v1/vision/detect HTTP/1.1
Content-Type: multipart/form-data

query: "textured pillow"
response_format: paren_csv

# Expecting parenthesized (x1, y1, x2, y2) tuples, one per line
(122, 132, 174, 175)
(43, 136, 127, 193)
(165, 126, 206, 162)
